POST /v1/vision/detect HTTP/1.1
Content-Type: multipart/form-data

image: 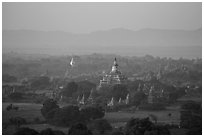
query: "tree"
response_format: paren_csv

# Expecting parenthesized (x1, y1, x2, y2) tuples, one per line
(97, 85, 112, 98)
(51, 105, 81, 127)
(14, 127, 39, 135)
(110, 84, 129, 101)
(9, 117, 27, 128)
(41, 99, 59, 120)
(30, 76, 50, 90)
(8, 92, 24, 101)
(125, 117, 153, 135)
(62, 81, 78, 97)
(40, 128, 65, 135)
(94, 96, 109, 109)
(181, 101, 201, 113)
(77, 81, 96, 93)
(2, 74, 17, 83)
(80, 105, 105, 121)
(144, 125, 170, 135)
(87, 119, 112, 135)
(74, 80, 97, 100)
(68, 123, 92, 135)
(180, 101, 202, 129)
(131, 92, 147, 107)
(111, 128, 124, 135)
(186, 127, 202, 135)
(148, 114, 158, 124)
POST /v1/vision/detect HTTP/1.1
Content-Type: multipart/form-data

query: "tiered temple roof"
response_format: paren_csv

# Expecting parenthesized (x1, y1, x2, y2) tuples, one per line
(99, 58, 127, 87)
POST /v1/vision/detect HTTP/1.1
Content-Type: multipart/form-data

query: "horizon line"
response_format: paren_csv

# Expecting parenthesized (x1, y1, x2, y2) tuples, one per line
(2, 27, 202, 34)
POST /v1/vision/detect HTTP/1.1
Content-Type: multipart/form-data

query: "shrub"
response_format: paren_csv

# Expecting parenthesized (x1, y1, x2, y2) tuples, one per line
(40, 128, 65, 135)
(3, 74, 17, 83)
(8, 92, 24, 101)
(131, 92, 147, 107)
(34, 95, 49, 104)
(62, 81, 78, 97)
(87, 119, 112, 135)
(180, 101, 202, 129)
(181, 101, 201, 113)
(33, 117, 41, 124)
(14, 127, 39, 135)
(51, 105, 81, 127)
(144, 125, 170, 135)
(41, 99, 59, 120)
(186, 127, 202, 135)
(68, 123, 92, 135)
(111, 129, 124, 135)
(125, 117, 153, 135)
(80, 105, 105, 121)
(30, 76, 50, 90)
(9, 117, 27, 128)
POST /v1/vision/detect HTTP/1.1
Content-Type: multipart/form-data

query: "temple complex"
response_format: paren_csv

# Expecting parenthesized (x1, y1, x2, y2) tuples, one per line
(99, 58, 127, 88)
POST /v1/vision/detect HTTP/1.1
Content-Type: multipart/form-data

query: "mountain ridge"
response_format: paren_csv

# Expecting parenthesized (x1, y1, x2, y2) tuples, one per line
(2, 28, 202, 58)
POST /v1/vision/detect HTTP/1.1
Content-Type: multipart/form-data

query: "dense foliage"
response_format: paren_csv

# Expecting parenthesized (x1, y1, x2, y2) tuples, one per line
(87, 119, 112, 134)
(180, 101, 202, 134)
(41, 99, 59, 120)
(14, 127, 39, 135)
(3, 74, 17, 83)
(68, 123, 92, 135)
(8, 92, 24, 101)
(40, 128, 65, 135)
(41, 99, 105, 127)
(124, 117, 170, 135)
(62, 81, 78, 97)
(80, 105, 105, 121)
(30, 76, 50, 90)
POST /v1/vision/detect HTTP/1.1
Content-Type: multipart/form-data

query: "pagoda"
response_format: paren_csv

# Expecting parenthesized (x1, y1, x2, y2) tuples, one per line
(99, 58, 127, 88)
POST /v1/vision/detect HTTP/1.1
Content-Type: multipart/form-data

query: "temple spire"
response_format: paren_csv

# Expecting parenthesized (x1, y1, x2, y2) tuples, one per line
(111, 57, 119, 73)
(113, 57, 118, 67)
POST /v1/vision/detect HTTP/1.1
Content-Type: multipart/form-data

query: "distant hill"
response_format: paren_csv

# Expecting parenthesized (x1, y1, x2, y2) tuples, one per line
(2, 28, 202, 59)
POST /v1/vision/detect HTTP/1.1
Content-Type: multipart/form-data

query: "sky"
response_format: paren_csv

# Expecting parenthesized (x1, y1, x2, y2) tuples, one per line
(2, 2, 202, 33)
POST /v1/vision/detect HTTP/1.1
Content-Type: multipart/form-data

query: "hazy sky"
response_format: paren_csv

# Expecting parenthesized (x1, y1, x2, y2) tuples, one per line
(3, 2, 202, 33)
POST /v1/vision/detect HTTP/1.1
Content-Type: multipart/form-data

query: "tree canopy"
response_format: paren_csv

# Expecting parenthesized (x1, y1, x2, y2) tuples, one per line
(62, 81, 78, 97)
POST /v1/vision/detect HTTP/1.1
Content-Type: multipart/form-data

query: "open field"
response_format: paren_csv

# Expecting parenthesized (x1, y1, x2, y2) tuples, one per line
(2, 102, 181, 134)
(177, 96, 202, 102)
(105, 109, 180, 125)
(2, 103, 44, 124)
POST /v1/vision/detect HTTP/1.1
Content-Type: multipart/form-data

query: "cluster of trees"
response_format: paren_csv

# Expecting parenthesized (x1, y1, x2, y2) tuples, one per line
(61, 80, 184, 111)
(30, 76, 51, 90)
(13, 117, 172, 135)
(3, 74, 17, 83)
(7, 92, 49, 104)
(97, 84, 129, 101)
(9, 117, 27, 128)
(168, 87, 186, 103)
(130, 91, 147, 107)
(3, 53, 201, 87)
(61, 81, 97, 101)
(67, 119, 112, 135)
(14, 127, 65, 135)
(41, 99, 105, 127)
(180, 101, 202, 135)
(8, 92, 24, 101)
(124, 117, 170, 135)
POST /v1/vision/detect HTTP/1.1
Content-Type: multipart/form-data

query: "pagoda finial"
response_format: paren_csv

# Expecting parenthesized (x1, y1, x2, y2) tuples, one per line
(114, 57, 118, 66)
